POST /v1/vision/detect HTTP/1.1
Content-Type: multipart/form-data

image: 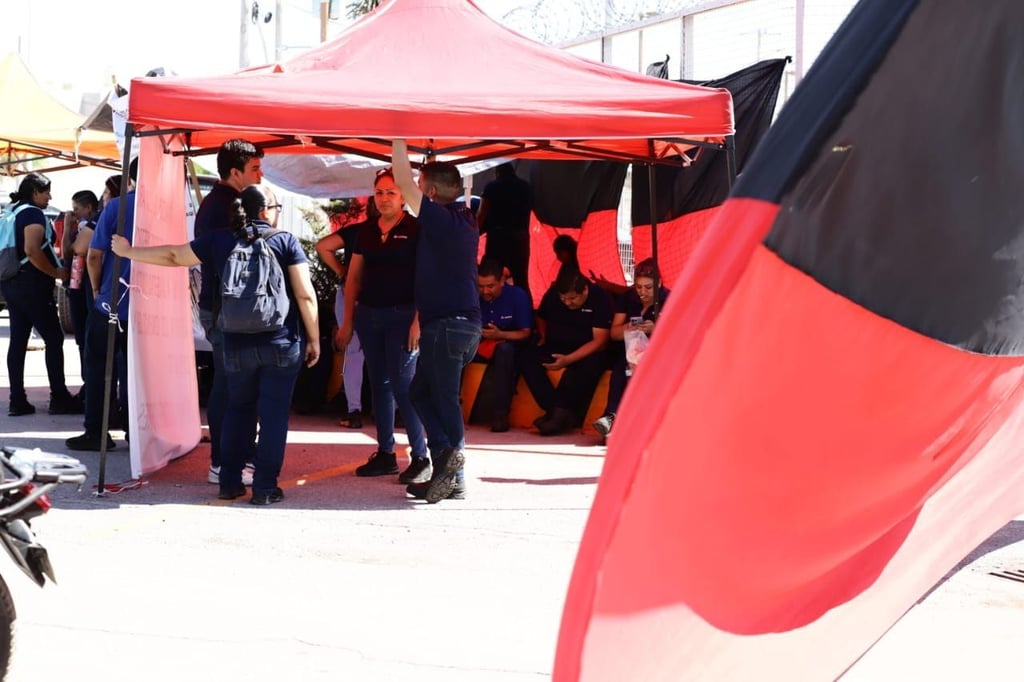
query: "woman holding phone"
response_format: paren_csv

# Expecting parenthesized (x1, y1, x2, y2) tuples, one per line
(593, 258, 670, 439)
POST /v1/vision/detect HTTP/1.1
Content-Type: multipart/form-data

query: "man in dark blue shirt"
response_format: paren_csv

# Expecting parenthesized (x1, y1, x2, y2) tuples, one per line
(195, 139, 264, 485)
(393, 140, 481, 503)
(475, 257, 533, 433)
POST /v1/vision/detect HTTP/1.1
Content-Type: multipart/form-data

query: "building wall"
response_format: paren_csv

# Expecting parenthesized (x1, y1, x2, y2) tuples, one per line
(562, 0, 858, 106)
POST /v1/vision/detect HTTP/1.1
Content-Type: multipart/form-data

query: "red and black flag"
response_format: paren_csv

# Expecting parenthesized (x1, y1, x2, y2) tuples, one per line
(555, 1, 1024, 680)
(489, 59, 787, 304)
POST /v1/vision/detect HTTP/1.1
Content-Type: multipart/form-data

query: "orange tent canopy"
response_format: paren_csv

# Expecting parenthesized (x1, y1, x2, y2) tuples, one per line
(0, 52, 121, 175)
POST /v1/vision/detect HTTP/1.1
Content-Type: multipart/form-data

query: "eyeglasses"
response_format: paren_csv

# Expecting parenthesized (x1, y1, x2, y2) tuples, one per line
(267, 204, 282, 210)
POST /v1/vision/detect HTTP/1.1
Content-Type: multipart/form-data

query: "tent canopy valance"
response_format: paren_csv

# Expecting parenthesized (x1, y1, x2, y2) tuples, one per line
(127, 0, 734, 166)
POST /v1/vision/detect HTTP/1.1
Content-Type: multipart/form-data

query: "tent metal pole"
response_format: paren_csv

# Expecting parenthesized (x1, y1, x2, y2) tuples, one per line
(725, 134, 737, 188)
(647, 162, 661, 314)
(97, 121, 135, 495)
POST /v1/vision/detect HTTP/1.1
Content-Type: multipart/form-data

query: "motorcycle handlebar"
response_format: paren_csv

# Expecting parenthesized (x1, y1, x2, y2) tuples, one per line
(0, 447, 88, 519)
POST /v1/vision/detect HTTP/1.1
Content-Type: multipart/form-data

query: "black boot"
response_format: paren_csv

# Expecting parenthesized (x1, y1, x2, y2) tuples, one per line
(49, 390, 84, 415)
(65, 432, 117, 451)
(538, 407, 575, 436)
(8, 397, 35, 417)
(355, 450, 399, 477)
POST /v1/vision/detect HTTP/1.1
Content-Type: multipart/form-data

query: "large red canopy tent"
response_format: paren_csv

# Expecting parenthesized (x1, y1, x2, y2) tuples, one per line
(127, 0, 732, 164)
(114, 0, 733, 481)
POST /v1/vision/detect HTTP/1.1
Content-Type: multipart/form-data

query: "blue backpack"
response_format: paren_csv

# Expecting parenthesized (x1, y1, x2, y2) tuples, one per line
(0, 204, 36, 280)
(217, 225, 291, 334)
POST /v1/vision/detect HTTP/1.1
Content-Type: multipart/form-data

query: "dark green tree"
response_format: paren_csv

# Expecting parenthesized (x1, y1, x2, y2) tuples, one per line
(346, 0, 381, 19)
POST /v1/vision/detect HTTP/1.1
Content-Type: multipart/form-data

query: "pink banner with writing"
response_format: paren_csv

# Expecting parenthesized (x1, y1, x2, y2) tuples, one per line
(126, 135, 202, 476)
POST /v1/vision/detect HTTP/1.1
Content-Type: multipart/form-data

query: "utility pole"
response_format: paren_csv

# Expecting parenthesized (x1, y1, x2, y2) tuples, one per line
(240, 0, 250, 68)
(275, 0, 284, 61)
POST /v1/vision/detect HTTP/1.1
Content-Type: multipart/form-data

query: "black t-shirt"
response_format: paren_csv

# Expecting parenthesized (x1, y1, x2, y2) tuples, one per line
(617, 286, 671, 322)
(9, 203, 58, 279)
(537, 283, 613, 354)
(352, 213, 418, 308)
(481, 175, 533, 235)
(338, 222, 362, 269)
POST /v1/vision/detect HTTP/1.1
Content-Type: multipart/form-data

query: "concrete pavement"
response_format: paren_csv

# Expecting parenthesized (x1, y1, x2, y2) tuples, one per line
(0, 311, 1022, 681)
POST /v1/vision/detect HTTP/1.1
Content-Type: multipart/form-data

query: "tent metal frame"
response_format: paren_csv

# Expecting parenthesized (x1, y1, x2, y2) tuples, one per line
(0, 139, 121, 176)
(95, 123, 737, 492)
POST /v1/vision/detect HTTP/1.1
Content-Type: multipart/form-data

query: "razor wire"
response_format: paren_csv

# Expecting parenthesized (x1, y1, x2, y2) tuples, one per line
(500, 0, 712, 45)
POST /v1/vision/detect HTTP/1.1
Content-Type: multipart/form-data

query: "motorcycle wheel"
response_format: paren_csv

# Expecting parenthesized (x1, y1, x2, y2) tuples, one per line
(0, 573, 14, 680)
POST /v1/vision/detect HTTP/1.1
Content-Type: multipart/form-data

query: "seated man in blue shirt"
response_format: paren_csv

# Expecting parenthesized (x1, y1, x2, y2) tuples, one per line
(475, 257, 533, 433)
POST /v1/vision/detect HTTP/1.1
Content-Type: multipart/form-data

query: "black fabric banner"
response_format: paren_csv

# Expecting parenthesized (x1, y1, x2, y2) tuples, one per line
(631, 58, 789, 226)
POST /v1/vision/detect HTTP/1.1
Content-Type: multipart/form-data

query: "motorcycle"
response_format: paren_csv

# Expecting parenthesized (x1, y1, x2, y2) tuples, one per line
(0, 446, 87, 679)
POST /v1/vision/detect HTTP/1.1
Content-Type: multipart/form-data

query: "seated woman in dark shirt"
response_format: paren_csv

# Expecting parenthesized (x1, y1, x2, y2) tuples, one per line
(593, 258, 669, 439)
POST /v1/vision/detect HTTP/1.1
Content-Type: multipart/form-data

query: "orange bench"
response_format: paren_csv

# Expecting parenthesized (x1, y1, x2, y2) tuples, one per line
(461, 362, 609, 436)
(329, 352, 609, 436)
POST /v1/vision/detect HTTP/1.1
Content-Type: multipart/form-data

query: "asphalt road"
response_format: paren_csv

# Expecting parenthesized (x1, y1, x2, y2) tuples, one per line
(0, 311, 1021, 681)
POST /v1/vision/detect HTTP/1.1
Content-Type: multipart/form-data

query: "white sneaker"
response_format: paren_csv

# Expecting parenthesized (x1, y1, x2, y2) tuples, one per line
(209, 463, 255, 486)
(593, 414, 615, 437)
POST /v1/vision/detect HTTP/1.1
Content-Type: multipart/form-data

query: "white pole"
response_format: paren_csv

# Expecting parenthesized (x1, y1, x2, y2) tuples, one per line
(240, 0, 250, 68)
(275, 0, 284, 61)
(794, 0, 805, 84)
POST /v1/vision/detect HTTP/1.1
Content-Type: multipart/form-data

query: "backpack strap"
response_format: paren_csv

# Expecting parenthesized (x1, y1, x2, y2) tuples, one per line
(40, 215, 61, 268)
(8, 204, 57, 267)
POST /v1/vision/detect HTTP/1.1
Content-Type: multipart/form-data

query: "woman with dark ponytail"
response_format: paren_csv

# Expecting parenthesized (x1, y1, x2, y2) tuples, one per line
(1, 172, 80, 416)
(112, 185, 320, 506)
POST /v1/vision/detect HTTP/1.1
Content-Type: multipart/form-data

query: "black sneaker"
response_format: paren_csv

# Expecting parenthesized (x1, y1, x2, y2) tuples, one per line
(355, 450, 399, 477)
(490, 413, 510, 433)
(8, 398, 35, 417)
(423, 448, 465, 504)
(217, 484, 247, 500)
(406, 479, 466, 500)
(48, 391, 84, 415)
(538, 408, 575, 436)
(338, 410, 363, 429)
(398, 457, 432, 484)
(65, 432, 117, 451)
(250, 488, 284, 506)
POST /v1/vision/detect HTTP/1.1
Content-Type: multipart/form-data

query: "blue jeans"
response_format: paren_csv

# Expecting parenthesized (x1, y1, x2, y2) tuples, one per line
(353, 304, 427, 459)
(200, 309, 227, 468)
(221, 340, 302, 495)
(82, 310, 128, 433)
(410, 317, 480, 475)
(1, 271, 69, 402)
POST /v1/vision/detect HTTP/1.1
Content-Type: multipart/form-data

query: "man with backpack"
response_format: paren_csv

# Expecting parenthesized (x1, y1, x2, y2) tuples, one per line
(0, 172, 80, 417)
(112, 185, 320, 505)
(195, 139, 265, 486)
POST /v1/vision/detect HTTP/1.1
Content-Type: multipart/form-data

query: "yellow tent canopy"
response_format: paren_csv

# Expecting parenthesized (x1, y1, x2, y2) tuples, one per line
(0, 52, 121, 176)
